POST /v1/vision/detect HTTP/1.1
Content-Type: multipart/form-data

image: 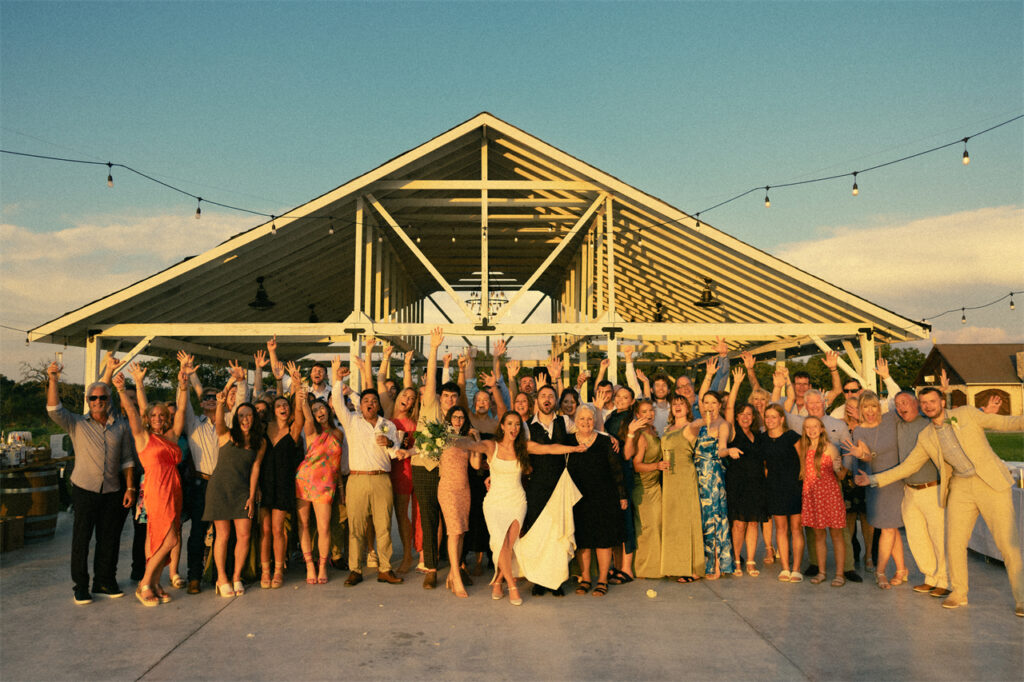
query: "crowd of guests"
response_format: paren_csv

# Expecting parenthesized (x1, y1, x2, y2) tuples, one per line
(46, 333, 1024, 616)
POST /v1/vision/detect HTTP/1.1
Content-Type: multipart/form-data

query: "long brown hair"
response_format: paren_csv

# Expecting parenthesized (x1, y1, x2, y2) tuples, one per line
(495, 411, 530, 475)
(667, 394, 692, 427)
(796, 416, 830, 481)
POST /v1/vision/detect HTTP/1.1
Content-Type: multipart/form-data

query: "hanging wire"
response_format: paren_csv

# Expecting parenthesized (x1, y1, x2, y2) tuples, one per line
(924, 291, 1022, 321)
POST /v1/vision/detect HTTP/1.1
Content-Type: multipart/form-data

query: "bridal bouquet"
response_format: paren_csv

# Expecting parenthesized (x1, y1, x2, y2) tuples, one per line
(414, 420, 456, 462)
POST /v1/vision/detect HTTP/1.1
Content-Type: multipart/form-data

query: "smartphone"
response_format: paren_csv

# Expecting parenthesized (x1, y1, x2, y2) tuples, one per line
(56, 351, 63, 365)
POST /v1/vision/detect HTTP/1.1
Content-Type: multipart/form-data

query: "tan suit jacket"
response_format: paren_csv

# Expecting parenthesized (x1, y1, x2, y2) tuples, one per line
(874, 407, 1023, 507)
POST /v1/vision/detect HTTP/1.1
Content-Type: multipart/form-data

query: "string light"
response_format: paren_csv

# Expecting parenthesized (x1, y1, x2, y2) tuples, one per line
(513, 233, 518, 242)
(694, 213, 701, 230)
(450, 227, 456, 243)
(1011, 293, 1016, 311)
(960, 308, 966, 324)
(851, 172, 859, 196)
(328, 221, 335, 235)
(924, 291, 1022, 321)
(194, 198, 202, 219)
(0, 113, 1020, 233)
(270, 216, 277, 235)
(415, 226, 421, 244)
(763, 186, 770, 208)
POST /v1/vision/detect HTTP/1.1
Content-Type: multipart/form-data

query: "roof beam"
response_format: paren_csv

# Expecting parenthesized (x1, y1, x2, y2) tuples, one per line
(371, 180, 599, 191)
(490, 193, 606, 325)
(365, 193, 477, 323)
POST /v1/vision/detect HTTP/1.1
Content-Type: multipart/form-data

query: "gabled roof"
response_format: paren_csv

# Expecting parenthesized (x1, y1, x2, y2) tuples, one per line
(29, 112, 929, 359)
(916, 344, 1024, 385)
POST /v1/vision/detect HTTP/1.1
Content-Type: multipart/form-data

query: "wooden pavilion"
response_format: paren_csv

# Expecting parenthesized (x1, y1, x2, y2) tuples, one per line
(28, 112, 929, 393)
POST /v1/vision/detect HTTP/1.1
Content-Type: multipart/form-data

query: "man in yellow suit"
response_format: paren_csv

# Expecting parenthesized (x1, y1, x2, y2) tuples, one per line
(855, 387, 1023, 617)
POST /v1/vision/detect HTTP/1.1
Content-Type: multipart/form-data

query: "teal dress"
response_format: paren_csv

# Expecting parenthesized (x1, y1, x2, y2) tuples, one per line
(695, 426, 735, 574)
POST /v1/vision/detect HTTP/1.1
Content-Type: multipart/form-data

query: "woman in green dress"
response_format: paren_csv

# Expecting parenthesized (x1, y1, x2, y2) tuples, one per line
(624, 400, 668, 578)
(659, 395, 705, 583)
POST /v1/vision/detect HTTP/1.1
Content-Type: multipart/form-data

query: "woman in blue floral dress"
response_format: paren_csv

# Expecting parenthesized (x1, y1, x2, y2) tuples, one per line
(685, 390, 736, 579)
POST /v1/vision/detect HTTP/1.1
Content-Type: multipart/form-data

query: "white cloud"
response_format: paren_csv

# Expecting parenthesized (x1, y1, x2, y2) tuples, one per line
(775, 205, 1024, 311)
(0, 213, 250, 377)
(931, 326, 1014, 344)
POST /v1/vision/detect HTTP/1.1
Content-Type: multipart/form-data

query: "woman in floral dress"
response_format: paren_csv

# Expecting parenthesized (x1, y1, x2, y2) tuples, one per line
(296, 397, 343, 584)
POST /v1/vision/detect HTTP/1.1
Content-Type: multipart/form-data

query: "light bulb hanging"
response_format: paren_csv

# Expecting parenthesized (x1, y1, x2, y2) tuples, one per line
(1011, 293, 1016, 311)
(764, 187, 771, 208)
(851, 172, 859, 196)
(962, 137, 970, 165)
(328, 221, 335, 236)
(694, 213, 701, 230)
(415, 226, 421, 244)
(961, 308, 966, 324)
(194, 198, 202, 219)
(270, 216, 277, 235)
(513, 234, 518, 243)
(106, 162, 113, 188)
(450, 227, 456, 243)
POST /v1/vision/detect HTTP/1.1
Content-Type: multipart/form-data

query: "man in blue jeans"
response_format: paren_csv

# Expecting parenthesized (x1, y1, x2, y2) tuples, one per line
(181, 386, 221, 593)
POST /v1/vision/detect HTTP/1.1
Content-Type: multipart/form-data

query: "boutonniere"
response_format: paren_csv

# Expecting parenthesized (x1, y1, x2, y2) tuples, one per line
(944, 416, 959, 430)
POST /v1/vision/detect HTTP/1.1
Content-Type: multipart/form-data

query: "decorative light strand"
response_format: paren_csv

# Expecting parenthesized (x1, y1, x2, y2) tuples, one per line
(923, 290, 1022, 322)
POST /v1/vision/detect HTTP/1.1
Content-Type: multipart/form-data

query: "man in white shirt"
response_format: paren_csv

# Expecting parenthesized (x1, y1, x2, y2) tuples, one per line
(331, 362, 405, 587)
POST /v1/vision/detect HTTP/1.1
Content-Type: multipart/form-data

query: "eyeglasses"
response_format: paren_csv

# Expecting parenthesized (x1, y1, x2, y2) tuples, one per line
(843, 388, 860, 394)
(201, 394, 217, 401)
(87, 395, 109, 402)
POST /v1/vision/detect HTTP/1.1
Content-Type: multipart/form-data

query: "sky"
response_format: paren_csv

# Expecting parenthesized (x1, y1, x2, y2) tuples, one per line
(1, 1, 1022, 380)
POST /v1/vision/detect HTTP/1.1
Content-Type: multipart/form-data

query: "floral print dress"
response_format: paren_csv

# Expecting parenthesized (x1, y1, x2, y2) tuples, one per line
(695, 425, 735, 574)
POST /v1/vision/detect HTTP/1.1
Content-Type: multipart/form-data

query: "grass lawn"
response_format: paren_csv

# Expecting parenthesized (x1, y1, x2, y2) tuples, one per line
(988, 432, 1024, 462)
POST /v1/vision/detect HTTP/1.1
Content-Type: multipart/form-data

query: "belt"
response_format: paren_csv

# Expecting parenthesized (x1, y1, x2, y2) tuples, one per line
(349, 470, 387, 476)
(196, 472, 212, 481)
(906, 480, 938, 490)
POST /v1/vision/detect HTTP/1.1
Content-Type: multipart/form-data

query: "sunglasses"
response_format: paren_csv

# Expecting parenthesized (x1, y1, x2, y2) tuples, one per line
(88, 395, 109, 402)
(201, 394, 217, 401)
(843, 388, 860, 394)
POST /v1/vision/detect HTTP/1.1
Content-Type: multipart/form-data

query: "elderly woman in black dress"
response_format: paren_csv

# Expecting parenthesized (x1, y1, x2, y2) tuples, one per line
(568, 405, 627, 597)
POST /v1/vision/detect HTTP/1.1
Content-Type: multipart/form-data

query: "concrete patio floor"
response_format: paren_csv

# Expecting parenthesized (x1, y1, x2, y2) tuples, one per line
(1, 512, 1021, 681)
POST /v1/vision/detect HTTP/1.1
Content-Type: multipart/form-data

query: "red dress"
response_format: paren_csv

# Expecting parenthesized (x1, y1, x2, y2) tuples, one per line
(138, 434, 183, 558)
(801, 448, 845, 529)
(389, 416, 416, 495)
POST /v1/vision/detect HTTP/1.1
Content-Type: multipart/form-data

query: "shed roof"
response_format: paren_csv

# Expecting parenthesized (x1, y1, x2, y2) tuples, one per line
(916, 343, 1024, 385)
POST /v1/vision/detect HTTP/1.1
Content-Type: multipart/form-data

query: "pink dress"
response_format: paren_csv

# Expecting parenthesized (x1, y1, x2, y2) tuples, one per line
(296, 431, 342, 503)
(438, 447, 471, 534)
(801, 448, 845, 529)
(389, 416, 416, 496)
(138, 434, 183, 558)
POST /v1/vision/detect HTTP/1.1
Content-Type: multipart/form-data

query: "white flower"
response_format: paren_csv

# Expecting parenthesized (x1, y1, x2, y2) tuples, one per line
(435, 437, 445, 447)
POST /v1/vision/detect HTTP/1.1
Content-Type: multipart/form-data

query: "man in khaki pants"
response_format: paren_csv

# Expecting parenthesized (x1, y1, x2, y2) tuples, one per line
(856, 387, 1024, 616)
(331, 360, 406, 586)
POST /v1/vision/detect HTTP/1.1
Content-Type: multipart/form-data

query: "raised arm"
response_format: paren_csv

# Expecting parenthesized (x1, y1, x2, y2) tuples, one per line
(635, 368, 652, 401)
(423, 327, 444, 405)
(547, 356, 564, 397)
(329, 355, 354, 429)
(741, 351, 762, 392)
(698, 356, 719, 405)
(725, 366, 744, 426)
(299, 387, 317, 439)
(253, 349, 268, 397)
(595, 358, 609, 387)
(113, 373, 147, 450)
(177, 350, 204, 400)
(285, 362, 307, 439)
(708, 337, 731, 392)
(377, 342, 396, 417)
(823, 351, 842, 403)
(622, 346, 644, 397)
(875, 358, 901, 406)
(99, 351, 119, 387)
(127, 362, 149, 416)
(362, 337, 379, 392)
(505, 358, 521, 402)
(456, 353, 470, 410)
(403, 350, 414, 389)
(480, 370, 507, 417)
(171, 361, 191, 439)
(46, 361, 63, 409)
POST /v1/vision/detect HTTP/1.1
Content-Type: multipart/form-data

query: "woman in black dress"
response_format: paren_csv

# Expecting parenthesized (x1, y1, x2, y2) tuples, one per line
(723, 368, 768, 576)
(567, 405, 627, 597)
(258, 364, 305, 588)
(762, 403, 803, 582)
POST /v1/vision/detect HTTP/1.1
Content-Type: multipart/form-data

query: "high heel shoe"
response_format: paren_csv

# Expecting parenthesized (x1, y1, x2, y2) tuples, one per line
(890, 569, 908, 587)
(492, 583, 504, 600)
(876, 572, 892, 590)
(318, 558, 329, 584)
(271, 562, 285, 589)
(304, 552, 316, 585)
(260, 562, 272, 589)
(508, 585, 523, 606)
(216, 582, 235, 598)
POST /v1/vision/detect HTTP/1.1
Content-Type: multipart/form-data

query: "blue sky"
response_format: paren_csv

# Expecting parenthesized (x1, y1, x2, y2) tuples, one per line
(1, 1, 1021, 377)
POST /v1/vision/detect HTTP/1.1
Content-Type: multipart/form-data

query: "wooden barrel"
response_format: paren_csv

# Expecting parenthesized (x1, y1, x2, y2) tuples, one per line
(1, 467, 59, 541)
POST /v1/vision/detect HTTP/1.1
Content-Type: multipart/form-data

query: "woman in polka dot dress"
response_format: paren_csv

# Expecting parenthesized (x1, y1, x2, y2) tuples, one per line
(798, 417, 846, 587)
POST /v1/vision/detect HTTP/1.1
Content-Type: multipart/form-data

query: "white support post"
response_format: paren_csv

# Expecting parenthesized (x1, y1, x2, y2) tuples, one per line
(107, 335, 156, 378)
(605, 196, 615, 324)
(579, 343, 589, 402)
(354, 197, 364, 314)
(809, 335, 868, 387)
(480, 128, 489, 325)
(607, 334, 618, 386)
(84, 333, 102, 411)
(841, 339, 863, 374)
(860, 331, 877, 393)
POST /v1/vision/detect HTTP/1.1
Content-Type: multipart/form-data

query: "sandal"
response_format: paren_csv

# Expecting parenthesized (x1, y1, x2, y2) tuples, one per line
(170, 574, 186, 589)
(232, 580, 245, 596)
(733, 566, 743, 577)
(788, 571, 803, 583)
(763, 547, 776, 565)
(810, 573, 827, 585)
(508, 585, 523, 606)
(746, 561, 760, 577)
(318, 558, 329, 585)
(260, 562, 272, 589)
(890, 569, 908, 587)
(304, 552, 316, 585)
(575, 580, 592, 595)
(676, 575, 699, 584)
(271, 562, 285, 589)
(135, 585, 159, 607)
(876, 572, 892, 590)
(608, 568, 633, 585)
(592, 582, 608, 597)
(778, 570, 791, 582)
(216, 582, 235, 598)
(831, 575, 846, 587)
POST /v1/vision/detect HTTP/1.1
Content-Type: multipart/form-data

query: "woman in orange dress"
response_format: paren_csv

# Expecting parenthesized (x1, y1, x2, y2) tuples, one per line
(112, 363, 189, 607)
(296, 397, 344, 584)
